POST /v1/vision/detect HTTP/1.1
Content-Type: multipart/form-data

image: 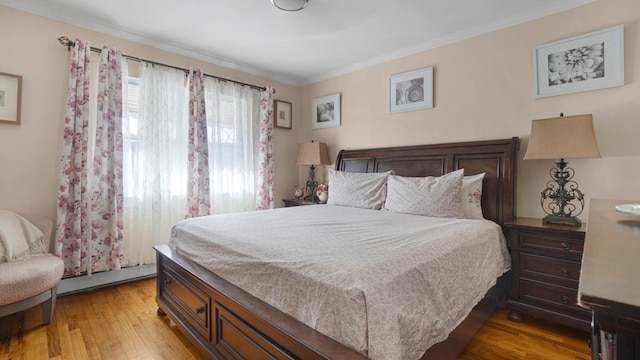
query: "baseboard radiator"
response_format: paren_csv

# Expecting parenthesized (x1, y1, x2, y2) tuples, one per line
(57, 264, 156, 296)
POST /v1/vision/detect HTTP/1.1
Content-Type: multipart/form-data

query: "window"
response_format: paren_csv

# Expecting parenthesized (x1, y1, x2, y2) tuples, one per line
(123, 77, 139, 198)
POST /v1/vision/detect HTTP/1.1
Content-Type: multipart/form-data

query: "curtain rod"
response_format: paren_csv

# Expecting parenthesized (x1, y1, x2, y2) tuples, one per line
(57, 36, 267, 92)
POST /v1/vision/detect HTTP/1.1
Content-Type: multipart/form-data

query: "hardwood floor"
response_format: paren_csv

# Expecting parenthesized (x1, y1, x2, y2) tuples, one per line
(0, 278, 201, 360)
(0, 278, 591, 359)
(459, 309, 590, 360)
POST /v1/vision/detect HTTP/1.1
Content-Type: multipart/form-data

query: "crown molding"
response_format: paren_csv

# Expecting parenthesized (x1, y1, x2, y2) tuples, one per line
(1, 0, 595, 87)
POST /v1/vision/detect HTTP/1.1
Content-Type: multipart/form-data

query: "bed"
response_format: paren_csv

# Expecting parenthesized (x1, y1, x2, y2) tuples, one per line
(154, 137, 519, 360)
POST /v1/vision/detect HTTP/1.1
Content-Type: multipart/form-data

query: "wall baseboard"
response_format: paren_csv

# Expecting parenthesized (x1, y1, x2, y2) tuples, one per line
(58, 264, 156, 296)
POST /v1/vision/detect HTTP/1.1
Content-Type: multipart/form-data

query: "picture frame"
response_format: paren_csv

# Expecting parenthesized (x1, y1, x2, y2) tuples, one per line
(274, 99, 292, 129)
(312, 93, 341, 129)
(389, 67, 433, 113)
(533, 25, 624, 99)
(0, 72, 22, 125)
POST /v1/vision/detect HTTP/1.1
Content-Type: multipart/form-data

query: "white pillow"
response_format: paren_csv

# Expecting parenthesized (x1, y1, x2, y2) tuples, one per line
(461, 173, 485, 219)
(0, 240, 5, 263)
(0, 210, 45, 262)
(383, 169, 465, 218)
(327, 169, 393, 210)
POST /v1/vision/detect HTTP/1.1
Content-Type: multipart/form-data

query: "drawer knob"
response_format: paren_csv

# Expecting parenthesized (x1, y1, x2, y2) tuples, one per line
(561, 268, 570, 277)
(561, 295, 569, 304)
(196, 306, 205, 315)
(561, 242, 571, 250)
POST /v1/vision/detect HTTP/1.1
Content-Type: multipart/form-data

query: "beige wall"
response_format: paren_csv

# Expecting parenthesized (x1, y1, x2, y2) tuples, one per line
(0, 6, 301, 220)
(2, 0, 639, 224)
(300, 0, 640, 222)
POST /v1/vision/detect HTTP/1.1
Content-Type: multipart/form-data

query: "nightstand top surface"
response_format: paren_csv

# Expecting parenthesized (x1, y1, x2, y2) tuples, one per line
(506, 217, 587, 233)
(282, 198, 323, 206)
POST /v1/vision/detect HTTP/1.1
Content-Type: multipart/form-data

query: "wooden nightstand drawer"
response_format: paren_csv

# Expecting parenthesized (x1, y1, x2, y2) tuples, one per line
(518, 232, 584, 256)
(519, 279, 589, 318)
(505, 217, 588, 331)
(520, 253, 581, 285)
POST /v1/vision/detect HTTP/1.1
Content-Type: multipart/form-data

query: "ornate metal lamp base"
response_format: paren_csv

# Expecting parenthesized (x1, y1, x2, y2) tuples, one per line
(542, 214, 582, 227)
(303, 194, 318, 202)
(539, 158, 586, 227)
(303, 164, 319, 202)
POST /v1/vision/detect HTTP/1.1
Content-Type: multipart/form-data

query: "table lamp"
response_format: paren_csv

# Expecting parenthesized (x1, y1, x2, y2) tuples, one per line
(295, 141, 330, 201)
(523, 113, 601, 226)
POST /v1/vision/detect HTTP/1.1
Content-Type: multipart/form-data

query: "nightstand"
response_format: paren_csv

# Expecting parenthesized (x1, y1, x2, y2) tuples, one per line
(282, 199, 321, 207)
(505, 217, 591, 332)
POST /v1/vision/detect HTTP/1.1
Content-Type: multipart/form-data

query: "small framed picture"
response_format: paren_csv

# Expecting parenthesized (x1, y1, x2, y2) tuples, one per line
(312, 93, 341, 129)
(389, 67, 433, 113)
(0, 72, 23, 125)
(533, 25, 624, 98)
(274, 100, 292, 129)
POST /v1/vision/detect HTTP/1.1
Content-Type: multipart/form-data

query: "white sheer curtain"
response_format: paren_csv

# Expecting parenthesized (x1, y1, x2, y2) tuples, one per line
(122, 63, 188, 266)
(121, 66, 269, 265)
(204, 78, 262, 214)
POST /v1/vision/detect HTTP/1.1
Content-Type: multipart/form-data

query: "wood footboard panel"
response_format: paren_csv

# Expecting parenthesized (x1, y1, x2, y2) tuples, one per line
(156, 245, 508, 360)
(155, 245, 368, 360)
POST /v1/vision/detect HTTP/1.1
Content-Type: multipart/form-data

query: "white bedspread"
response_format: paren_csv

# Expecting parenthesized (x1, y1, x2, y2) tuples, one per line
(169, 205, 510, 360)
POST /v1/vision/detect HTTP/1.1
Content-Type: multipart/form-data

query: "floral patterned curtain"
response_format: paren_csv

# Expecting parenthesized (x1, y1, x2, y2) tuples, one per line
(186, 68, 210, 218)
(55, 39, 92, 275)
(56, 42, 273, 272)
(255, 86, 276, 210)
(55, 41, 126, 276)
(87, 47, 125, 274)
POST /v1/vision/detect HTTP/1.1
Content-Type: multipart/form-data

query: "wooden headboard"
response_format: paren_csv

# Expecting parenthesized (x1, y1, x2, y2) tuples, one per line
(335, 137, 519, 226)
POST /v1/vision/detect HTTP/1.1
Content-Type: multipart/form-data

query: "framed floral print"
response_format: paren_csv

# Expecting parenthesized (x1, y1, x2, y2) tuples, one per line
(389, 67, 433, 113)
(312, 93, 340, 129)
(533, 25, 624, 98)
(0, 72, 22, 125)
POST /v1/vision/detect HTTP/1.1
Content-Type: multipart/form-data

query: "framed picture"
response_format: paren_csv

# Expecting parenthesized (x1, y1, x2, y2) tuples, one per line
(274, 99, 292, 129)
(0, 72, 22, 125)
(533, 25, 624, 98)
(312, 93, 341, 129)
(389, 67, 433, 113)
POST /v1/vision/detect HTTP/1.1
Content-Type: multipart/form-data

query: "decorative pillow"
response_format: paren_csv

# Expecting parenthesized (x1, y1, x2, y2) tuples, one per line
(0, 210, 45, 262)
(327, 169, 393, 209)
(383, 169, 465, 218)
(461, 173, 485, 219)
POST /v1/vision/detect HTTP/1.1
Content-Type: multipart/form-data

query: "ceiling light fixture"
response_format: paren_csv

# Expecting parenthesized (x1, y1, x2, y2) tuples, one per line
(270, 0, 310, 11)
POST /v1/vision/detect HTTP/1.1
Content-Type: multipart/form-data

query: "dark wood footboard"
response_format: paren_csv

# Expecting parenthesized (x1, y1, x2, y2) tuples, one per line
(155, 244, 368, 360)
(156, 244, 508, 360)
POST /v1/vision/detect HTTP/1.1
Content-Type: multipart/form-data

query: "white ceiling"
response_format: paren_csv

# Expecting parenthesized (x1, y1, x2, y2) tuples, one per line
(2, 0, 594, 86)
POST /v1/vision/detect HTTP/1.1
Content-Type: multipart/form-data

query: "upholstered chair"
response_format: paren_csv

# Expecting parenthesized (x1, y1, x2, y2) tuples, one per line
(0, 213, 65, 325)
